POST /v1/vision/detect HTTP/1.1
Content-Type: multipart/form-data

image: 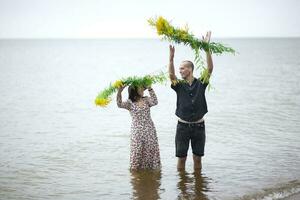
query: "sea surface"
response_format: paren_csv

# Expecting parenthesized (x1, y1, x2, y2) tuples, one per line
(0, 38, 299, 200)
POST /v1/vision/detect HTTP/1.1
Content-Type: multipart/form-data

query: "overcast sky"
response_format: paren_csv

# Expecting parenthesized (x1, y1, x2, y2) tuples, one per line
(0, 0, 299, 38)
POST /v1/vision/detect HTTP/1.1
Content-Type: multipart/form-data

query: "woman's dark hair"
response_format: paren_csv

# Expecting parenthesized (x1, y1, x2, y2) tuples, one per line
(128, 86, 142, 102)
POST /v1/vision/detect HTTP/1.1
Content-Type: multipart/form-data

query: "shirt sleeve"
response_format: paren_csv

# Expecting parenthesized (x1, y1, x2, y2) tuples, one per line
(199, 68, 210, 90)
(170, 80, 181, 92)
(200, 79, 209, 89)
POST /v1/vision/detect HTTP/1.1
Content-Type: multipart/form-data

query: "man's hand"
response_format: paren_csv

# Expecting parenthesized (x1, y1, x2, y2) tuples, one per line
(169, 45, 175, 61)
(202, 31, 211, 43)
(202, 31, 213, 74)
(168, 45, 177, 81)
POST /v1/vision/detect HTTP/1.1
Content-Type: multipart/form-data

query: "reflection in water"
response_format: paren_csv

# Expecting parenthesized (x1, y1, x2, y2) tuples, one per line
(177, 171, 211, 200)
(130, 169, 162, 200)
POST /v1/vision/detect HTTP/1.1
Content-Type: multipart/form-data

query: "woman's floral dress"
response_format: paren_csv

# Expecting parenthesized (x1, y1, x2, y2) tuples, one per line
(117, 89, 161, 170)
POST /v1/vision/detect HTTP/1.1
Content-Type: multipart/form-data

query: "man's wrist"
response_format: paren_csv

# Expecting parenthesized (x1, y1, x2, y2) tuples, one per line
(205, 49, 211, 54)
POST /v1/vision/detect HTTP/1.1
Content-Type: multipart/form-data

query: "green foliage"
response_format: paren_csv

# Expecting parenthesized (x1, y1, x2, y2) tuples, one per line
(148, 16, 236, 89)
(95, 72, 168, 107)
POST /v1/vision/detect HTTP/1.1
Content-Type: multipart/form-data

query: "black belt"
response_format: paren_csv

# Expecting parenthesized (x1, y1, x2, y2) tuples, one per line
(178, 120, 205, 127)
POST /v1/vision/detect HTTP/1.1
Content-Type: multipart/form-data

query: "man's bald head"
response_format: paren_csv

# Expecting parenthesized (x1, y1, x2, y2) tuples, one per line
(181, 60, 194, 71)
(179, 60, 194, 80)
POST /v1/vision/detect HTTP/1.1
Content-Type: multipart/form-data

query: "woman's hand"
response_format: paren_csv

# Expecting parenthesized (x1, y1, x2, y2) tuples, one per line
(146, 85, 152, 90)
(118, 85, 126, 92)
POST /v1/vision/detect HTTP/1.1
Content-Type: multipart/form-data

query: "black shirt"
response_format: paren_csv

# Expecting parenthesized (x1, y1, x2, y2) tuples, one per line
(171, 78, 208, 122)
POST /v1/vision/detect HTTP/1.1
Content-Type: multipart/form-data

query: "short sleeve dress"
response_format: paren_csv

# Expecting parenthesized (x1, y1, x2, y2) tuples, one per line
(117, 89, 161, 170)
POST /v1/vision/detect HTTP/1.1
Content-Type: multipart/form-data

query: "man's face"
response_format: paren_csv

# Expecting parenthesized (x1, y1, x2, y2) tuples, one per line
(179, 62, 192, 79)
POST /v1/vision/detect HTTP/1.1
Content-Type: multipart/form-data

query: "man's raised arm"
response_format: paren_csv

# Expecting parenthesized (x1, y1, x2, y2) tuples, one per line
(203, 31, 214, 74)
(168, 45, 177, 82)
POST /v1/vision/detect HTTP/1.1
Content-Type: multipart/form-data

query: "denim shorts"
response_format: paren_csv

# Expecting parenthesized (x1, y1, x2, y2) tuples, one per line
(175, 121, 206, 157)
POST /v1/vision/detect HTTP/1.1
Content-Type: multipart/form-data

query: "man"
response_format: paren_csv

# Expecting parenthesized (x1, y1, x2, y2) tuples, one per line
(169, 31, 213, 171)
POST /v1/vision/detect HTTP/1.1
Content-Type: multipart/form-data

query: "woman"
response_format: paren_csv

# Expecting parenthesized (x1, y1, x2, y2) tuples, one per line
(117, 85, 161, 170)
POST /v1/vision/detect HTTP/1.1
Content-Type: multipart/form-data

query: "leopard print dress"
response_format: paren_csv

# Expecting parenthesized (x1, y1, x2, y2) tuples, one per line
(117, 89, 161, 170)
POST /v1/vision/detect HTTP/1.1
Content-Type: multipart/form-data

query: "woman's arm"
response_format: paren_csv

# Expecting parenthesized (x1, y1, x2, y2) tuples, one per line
(117, 86, 131, 110)
(146, 86, 158, 107)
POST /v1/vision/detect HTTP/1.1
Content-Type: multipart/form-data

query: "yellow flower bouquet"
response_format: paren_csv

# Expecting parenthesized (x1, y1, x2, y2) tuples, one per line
(148, 16, 235, 55)
(95, 72, 167, 107)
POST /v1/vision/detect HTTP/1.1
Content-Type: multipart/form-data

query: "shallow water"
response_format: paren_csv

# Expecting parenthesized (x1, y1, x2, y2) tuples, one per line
(0, 38, 299, 200)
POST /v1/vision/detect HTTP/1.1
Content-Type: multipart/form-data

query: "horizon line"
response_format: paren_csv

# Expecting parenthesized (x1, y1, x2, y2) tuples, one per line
(0, 36, 300, 40)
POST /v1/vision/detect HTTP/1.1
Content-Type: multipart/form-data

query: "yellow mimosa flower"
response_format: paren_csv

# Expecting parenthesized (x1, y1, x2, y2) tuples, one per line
(95, 98, 111, 107)
(112, 80, 123, 88)
(156, 16, 167, 35)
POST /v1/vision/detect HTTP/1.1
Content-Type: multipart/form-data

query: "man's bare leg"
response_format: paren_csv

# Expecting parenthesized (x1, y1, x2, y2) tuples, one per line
(177, 157, 187, 170)
(193, 154, 202, 170)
